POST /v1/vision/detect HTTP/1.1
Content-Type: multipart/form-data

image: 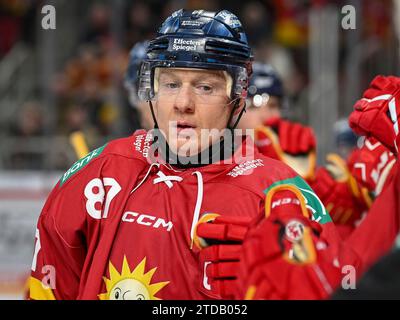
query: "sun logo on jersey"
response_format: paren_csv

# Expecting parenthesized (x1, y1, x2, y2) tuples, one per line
(98, 256, 169, 300)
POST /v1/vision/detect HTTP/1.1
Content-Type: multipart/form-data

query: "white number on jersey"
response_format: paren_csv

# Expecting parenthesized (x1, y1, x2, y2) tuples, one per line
(31, 228, 41, 272)
(84, 178, 121, 219)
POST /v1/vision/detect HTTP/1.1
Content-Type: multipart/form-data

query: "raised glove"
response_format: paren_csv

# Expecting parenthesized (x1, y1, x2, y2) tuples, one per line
(255, 117, 317, 180)
(348, 137, 396, 197)
(349, 75, 400, 155)
(310, 154, 368, 238)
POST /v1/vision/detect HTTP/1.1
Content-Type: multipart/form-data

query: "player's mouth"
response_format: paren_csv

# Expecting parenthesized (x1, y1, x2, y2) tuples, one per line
(174, 121, 197, 134)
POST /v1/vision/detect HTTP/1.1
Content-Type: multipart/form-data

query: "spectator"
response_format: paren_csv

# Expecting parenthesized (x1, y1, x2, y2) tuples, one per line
(7, 101, 45, 170)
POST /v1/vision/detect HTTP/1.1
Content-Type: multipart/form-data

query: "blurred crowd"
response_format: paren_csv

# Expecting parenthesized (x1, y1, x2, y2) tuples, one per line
(0, 0, 396, 170)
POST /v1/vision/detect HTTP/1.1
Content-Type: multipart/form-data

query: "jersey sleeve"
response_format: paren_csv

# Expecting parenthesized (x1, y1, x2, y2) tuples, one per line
(345, 165, 400, 273)
(28, 173, 88, 300)
(27, 136, 149, 300)
(263, 170, 363, 271)
(27, 144, 111, 299)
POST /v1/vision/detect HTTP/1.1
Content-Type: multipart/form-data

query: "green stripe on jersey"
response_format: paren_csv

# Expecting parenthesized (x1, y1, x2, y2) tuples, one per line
(264, 175, 332, 224)
(59, 144, 107, 186)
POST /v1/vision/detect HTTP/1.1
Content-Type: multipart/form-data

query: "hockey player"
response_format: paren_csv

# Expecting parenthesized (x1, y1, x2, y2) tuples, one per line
(310, 121, 396, 240)
(28, 9, 347, 300)
(237, 62, 317, 181)
(235, 75, 400, 299)
(124, 40, 153, 130)
(345, 75, 400, 271)
(332, 75, 400, 297)
(235, 63, 366, 239)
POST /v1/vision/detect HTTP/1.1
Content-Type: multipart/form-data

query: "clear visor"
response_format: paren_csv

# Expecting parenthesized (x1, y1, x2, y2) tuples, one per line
(152, 67, 232, 105)
(138, 61, 248, 106)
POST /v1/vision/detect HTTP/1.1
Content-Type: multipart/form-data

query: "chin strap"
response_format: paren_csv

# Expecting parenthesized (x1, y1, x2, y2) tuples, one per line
(227, 98, 247, 130)
(149, 100, 159, 130)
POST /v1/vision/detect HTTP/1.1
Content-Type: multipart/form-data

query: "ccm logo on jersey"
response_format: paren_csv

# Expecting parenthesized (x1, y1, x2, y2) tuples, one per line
(122, 211, 173, 232)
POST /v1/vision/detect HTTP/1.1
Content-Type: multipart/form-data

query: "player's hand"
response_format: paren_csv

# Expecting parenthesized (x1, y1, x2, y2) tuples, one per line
(194, 214, 253, 299)
(235, 180, 364, 299)
(255, 117, 317, 180)
(235, 213, 342, 300)
(265, 117, 317, 155)
(349, 75, 400, 155)
(310, 154, 368, 230)
(347, 137, 396, 197)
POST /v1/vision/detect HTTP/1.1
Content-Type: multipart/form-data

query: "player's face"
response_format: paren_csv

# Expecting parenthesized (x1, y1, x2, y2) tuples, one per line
(237, 96, 281, 130)
(153, 68, 235, 157)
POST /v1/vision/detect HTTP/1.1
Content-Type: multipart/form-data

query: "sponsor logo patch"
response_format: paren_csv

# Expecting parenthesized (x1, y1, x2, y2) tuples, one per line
(227, 159, 264, 178)
(170, 38, 204, 52)
(133, 132, 153, 158)
(122, 211, 173, 232)
(60, 144, 107, 186)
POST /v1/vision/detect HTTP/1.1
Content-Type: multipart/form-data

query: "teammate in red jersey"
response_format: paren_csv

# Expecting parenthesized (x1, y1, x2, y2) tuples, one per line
(310, 126, 396, 239)
(234, 75, 400, 300)
(345, 75, 400, 271)
(28, 9, 350, 300)
(331, 75, 400, 295)
(235, 62, 367, 239)
(237, 62, 317, 181)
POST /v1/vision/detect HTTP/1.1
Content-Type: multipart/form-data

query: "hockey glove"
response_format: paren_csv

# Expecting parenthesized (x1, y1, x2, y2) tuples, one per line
(194, 213, 252, 299)
(349, 75, 400, 156)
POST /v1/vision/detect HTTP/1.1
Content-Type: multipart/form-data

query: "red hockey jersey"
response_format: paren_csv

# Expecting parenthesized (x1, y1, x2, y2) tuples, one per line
(29, 130, 338, 300)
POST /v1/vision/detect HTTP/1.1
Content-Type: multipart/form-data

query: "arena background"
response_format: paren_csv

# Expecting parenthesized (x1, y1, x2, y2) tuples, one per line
(0, 0, 398, 299)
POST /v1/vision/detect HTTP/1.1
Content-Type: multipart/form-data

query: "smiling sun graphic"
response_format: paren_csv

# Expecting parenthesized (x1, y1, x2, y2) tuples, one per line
(98, 256, 169, 300)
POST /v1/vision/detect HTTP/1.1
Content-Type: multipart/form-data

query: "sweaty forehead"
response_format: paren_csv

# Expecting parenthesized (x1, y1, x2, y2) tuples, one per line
(157, 68, 226, 81)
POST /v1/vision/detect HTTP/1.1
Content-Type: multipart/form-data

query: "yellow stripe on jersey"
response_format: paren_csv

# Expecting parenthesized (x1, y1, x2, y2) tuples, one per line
(29, 276, 56, 300)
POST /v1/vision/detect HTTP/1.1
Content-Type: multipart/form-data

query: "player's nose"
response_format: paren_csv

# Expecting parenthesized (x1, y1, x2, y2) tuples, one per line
(174, 85, 195, 113)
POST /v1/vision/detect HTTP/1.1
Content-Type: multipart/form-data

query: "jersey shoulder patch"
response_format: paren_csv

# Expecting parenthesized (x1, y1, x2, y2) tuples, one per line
(60, 144, 107, 186)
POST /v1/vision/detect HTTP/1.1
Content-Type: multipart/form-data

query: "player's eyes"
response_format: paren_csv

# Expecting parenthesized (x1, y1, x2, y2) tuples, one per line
(164, 82, 179, 89)
(168, 82, 179, 89)
(199, 85, 212, 91)
(195, 84, 214, 94)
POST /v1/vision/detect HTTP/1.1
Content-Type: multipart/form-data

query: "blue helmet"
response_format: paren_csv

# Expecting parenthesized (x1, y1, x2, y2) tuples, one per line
(124, 40, 150, 104)
(247, 62, 284, 106)
(334, 118, 359, 148)
(138, 9, 253, 102)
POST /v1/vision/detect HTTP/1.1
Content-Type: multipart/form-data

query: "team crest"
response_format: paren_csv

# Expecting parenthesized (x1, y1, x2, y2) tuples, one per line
(285, 220, 305, 242)
(283, 220, 317, 265)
